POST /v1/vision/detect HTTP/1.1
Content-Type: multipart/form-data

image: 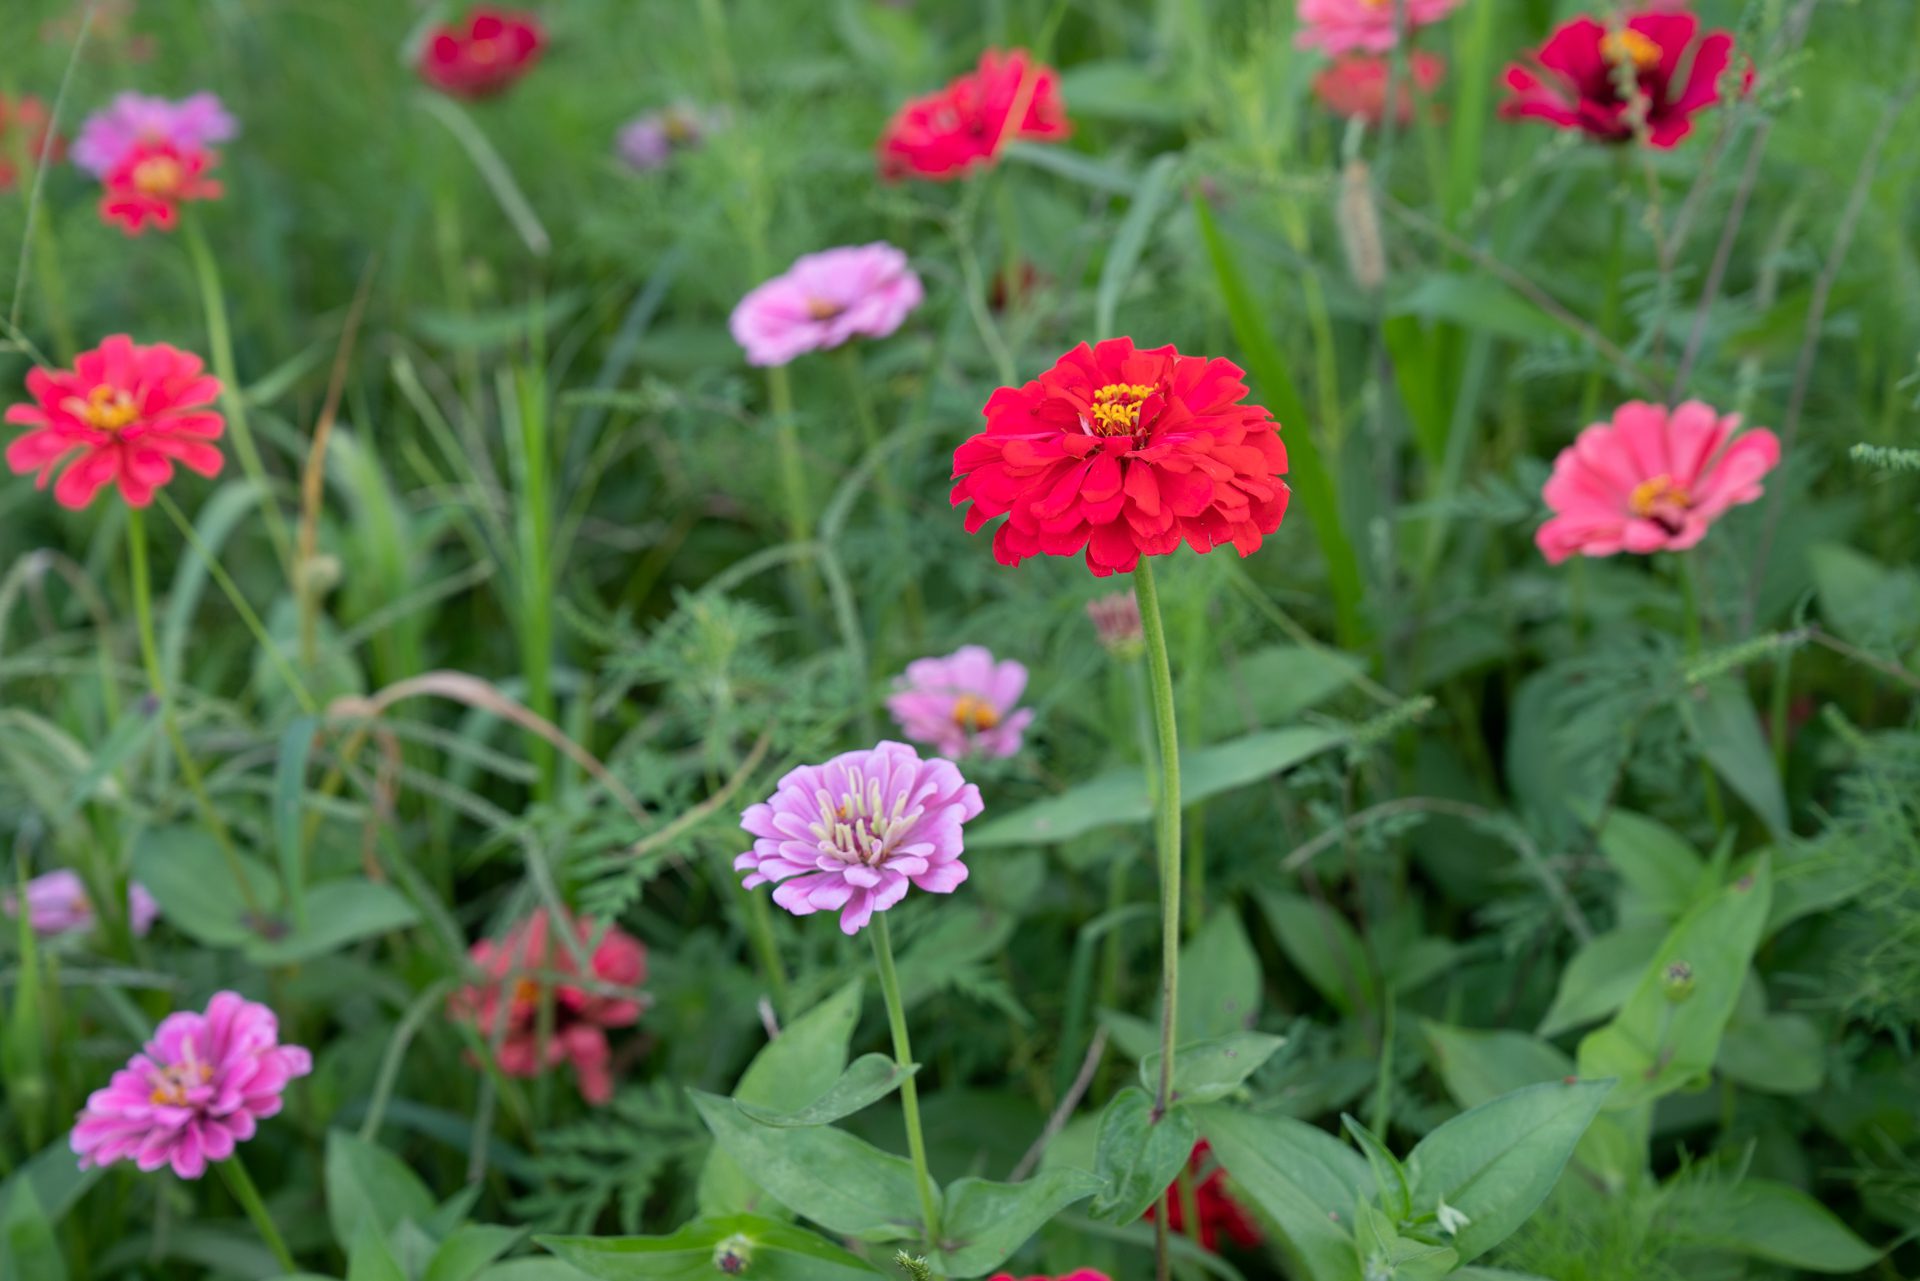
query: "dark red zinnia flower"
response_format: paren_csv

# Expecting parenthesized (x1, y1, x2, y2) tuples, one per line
(951, 338, 1290, 577)
(878, 48, 1070, 181)
(1144, 1141, 1263, 1252)
(419, 7, 546, 99)
(1499, 11, 1748, 148)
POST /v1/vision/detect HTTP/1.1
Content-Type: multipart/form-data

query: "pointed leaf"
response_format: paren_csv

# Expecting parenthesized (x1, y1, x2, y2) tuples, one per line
(932, 1168, 1102, 1277)
(1089, 1088, 1196, 1223)
(736, 1055, 916, 1128)
(1140, 1032, 1286, 1106)
(542, 1214, 882, 1281)
(1194, 1104, 1370, 1281)
(326, 1130, 436, 1252)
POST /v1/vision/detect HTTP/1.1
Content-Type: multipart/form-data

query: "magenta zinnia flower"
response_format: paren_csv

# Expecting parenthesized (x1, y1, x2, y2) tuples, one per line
(736, 741, 982, 935)
(72, 91, 236, 178)
(728, 242, 923, 367)
(71, 991, 311, 1179)
(1537, 400, 1780, 564)
(3, 869, 158, 938)
(886, 646, 1034, 760)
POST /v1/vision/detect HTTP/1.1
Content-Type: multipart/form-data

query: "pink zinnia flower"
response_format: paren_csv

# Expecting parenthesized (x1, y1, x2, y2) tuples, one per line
(449, 909, 647, 1105)
(1295, 0, 1464, 54)
(4, 869, 159, 938)
(99, 139, 223, 235)
(736, 741, 982, 936)
(1536, 400, 1780, 564)
(70, 991, 311, 1180)
(1312, 52, 1446, 123)
(72, 91, 236, 178)
(886, 646, 1034, 760)
(728, 242, 923, 368)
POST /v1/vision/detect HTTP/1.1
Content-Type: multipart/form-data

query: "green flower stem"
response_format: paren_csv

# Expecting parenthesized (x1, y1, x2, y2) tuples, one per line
(219, 1154, 296, 1275)
(739, 880, 792, 1016)
(1134, 558, 1183, 1127)
(838, 347, 925, 644)
(768, 364, 809, 546)
(871, 913, 942, 1254)
(1676, 554, 1727, 830)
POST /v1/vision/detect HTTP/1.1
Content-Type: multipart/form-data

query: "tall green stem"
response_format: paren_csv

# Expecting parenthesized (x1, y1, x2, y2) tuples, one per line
(871, 914, 942, 1254)
(1676, 555, 1727, 831)
(1134, 559, 1183, 1130)
(219, 1154, 296, 1274)
(1579, 165, 1628, 426)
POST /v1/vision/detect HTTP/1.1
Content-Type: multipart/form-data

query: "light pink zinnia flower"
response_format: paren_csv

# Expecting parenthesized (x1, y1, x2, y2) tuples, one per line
(736, 741, 982, 935)
(887, 646, 1034, 760)
(1295, 0, 1464, 54)
(72, 92, 237, 179)
(3, 869, 159, 938)
(1537, 400, 1781, 564)
(728, 242, 923, 367)
(70, 991, 311, 1180)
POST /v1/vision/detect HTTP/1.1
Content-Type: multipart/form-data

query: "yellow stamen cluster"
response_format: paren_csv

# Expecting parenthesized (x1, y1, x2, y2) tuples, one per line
(147, 1060, 212, 1107)
(1601, 29, 1662, 72)
(77, 385, 140, 432)
(130, 155, 185, 198)
(1629, 474, 1691, 519)
(1086, 383, 1156, 436)
(950, 693, 1002, 733)
(805, 297, 845, 321)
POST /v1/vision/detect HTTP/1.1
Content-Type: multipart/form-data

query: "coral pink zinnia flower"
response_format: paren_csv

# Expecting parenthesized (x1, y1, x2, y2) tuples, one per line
(419, 7, 546, 99)
(1312, 52, 1446, 124)
(736, 741, 982, 936)
(878, 48, 1070, 181)
(1500, 12, 1748, 148)
(449, 909, 646, 1105)
(729, 243, 923, 368)
(99, 139, 222, 235)
(1536, 400, 1780, 564)
(0, 94, 65, 192)
(951, 338, 1291, 577)
(3, 869, 159, 938)
(1295, 0, 1464, 55)
(990, 1272, 1111, 1281)
(1145, 1141, 1263, 1252)
(70, 991, 311, 1180)
(5, 335, 225, 510)
(887, 646, 1034, 760)
(72, 91, 236, 178)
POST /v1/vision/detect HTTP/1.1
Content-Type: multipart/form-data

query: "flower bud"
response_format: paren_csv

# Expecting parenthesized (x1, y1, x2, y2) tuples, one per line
(1086, 590, 1144, 659)
(1662, 960, 1695, 1003)
(713, 1234, 754, 1275)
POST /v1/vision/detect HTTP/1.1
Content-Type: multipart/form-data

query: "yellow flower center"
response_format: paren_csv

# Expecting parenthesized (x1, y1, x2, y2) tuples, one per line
(130, 154, 185, 198)
(1601, 29, 1662, 72)
(78, 385, 141, 432)
(1085, 383, 1157, 437)
(805, 297, 844, 321)
(951, 693, 1001, 733)
(1628, 474, 1691, 528)
(147, 1060, 212, 1107)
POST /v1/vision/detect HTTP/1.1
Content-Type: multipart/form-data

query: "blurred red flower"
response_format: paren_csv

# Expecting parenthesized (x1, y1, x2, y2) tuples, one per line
(1312, 52, 1445, 125)
(1500, 11, 1748, 148)
(419, 7, 546, 99)
(951, 338, 1290, 577)
(4, 335, 225, 509)
(878, 48, 1069, 181)
(0, 94, 65, 192)
(99, 139, 221, 234)
(990, 1272, 1111, 1281)
(450, 908, 646, 1104)
(1145, 1141, 1263, 1251)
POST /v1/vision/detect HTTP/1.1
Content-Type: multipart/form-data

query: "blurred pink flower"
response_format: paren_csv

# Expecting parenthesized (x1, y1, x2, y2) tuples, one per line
(617, 103, 715, 171)
(3, 869, 158, 938)
(1312, 51, 1446, 123)
(1086, 592, 1144, 658)
(887, 646, 1033, 759)
(737, 741, 982, 935)
(72, 91, 235, 178)
(70, 991, 311, 1179)
(1537, 400, 1780, 564)
(729, 242, 923, 367)
(1295, 0, 1463, 54)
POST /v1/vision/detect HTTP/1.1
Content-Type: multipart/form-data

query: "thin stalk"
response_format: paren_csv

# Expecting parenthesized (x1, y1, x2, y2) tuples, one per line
(1676, 556, 1727, 831)
(1579, 170, 1627, 426)
(839, 347, 925, 644)
(871, 914, 942, 1253)
(1134, 559, 1183, 1139)
(739, 881, 792, 1015)
(767, 364, 810, 546)
(219, 1155, 296, 1275)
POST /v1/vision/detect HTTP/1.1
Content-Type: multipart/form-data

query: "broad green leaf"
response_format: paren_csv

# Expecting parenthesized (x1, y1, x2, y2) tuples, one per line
(1597, 810, 1706, 921)
(424, 1225, 526, 1281)
(273, 716, 318, 929)
(1809, 542, 1920, 653)
(1177, 910, 1261, 1041)
(1767, 837, 1873, 935)
(1687, 680, 1788, 838)
(326, 1130, 437, 1251)
(1537, 925, 1666, 1038)
(1353, 1200, 1456, 1280)
(1663, 1178, 1880, 1273)
(736, 1055, 915, 1127)
(542, 1214, 881, 1281)
(1140, 1032, 1286, 1105)
(1258, 890, 1374, 1015)
(1716, 1011, 1823, 1095)
(349, 1225, 410, 1281)
(1341, 1116, 1410, 1221)
(691, 1093, 923, 1243)
(1089, 1088, 1196, 1223)
(0, 1136, 101, 1226)
(131, 826, 280, 949)
(1392, 273, 1557, 343)
(933, 1169, 1102, 1277)
(247, 879, 419, 966)
(1404, 1080, 1612, 1263)
(1057, 61, 1191, 125)
(1195, 1105, 1370, 1281)
(0, 1179, 64, 1281)
(1199, 644, 1363, 738)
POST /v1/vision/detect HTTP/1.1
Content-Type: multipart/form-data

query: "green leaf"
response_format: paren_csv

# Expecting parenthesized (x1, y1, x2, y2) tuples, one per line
(1716, 1010, 1823, 1095)
(272, 716, 317, 929)
(1340, 1116, 1410, 1221)
(1089, 1088, 1196, 1223)
(1687, 680, 1788, 839)
(932, 1168, 1102, 1277)
(348, 1225, 410, 1281)
(736, 1055, 915, 1127)
(326, 1130, 437, 1251)
(691, 1092, 923, 1243)
(1140, 1032, 1286, 1106)
(1663, 1178, 1881, 1273)
(1194, 1104, 1370, 1281)
(1403, 1080, 1612, 1263)
(542, 1214, 882, 1281)
(1536, 925, 1666, 1038)
(0, 1179, 64, 1281)
(1198, 644, 1364, 738)
(1258, 890, 1374, 1015)
(1354, 1200, 1456, 1280)
(1597, 810, 1707, 921)
(131, 825, 279, 948)
(246, 879, 420, 965)
(1057, 61, 1192, 124)
(1095, 152, 1183, 334)
(1809, 542, 1920, 653)
(1177, 910, 1262, 1041)
(1391, 273, 1555, 343)
(425, 1225, 527, 1281)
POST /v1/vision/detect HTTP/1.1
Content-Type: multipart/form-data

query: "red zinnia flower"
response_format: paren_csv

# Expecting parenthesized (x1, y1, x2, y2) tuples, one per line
(1500, 12, 1748, 148)
(951, 338, 1290, 577)
(99, 140, 221, 235)
(419, 7, 546, 99)
(1145, 1141, 1263, 1252)
(878, 48, 1070, 181)
(1312, 52, 1446, 125)
(0, 94, 64, 192)
(5, 336, 225, 509)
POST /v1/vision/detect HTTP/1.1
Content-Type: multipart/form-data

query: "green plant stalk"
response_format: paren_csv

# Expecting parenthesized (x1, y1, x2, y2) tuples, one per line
(1135, 558, 1183, 1128)
(839, 348, 926, 644)
(127, 507, 265, 918)
(739, 880, 792, 1015)
(508, 368, 558, 799)
(871, 913, 942, 1254)
(219, 1154, 296, 1274)
(1579, 168, 1628, 426)
(1676, 555, 1727, 831)
(30, 212, 77, 363)
(767, 364, 811, 547)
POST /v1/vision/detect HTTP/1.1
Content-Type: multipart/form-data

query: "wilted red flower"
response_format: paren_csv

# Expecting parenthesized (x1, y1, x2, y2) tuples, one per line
(1312, 52, 1446, 124)
(1500, 12, 1748, 148)
(0, 94, 65, 192)
(419, 7, 546, 98)
(449, 908, 646, 1104)
(878, 48, 1069, 181)
(1145, 1141, 1262, 1251)
(99, 140, 221, 235)
(5, 335, 225, 509)
(951, 338, 1290, 577)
